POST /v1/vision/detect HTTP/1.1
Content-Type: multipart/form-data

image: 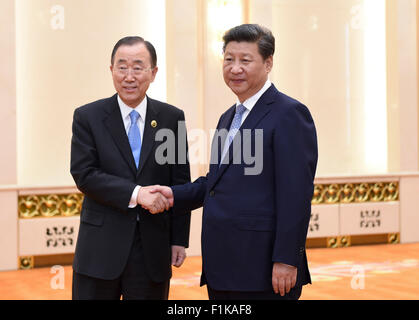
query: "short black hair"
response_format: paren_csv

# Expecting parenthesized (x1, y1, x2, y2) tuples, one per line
(111, 36, 157, 68)
(222, 24, 275, 60)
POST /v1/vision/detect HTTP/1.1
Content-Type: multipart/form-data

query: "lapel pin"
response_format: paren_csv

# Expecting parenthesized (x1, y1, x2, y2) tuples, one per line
(151, 120, 157, 128)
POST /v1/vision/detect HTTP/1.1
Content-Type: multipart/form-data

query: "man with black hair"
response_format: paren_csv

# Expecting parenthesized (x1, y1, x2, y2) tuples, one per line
(153, 24, 318, 300)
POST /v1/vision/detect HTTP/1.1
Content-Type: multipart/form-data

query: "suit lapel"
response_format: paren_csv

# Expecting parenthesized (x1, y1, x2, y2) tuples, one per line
(103, 95, 138, 175)
(207, 105, 235, 184)
(136, 96, 159, 177)
(208, 85, 277, 191)
(216, 105, 236, 166)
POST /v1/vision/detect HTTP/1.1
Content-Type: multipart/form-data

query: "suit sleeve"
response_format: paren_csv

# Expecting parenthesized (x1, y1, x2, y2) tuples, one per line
(169, 111, 192, 247)
(70, 108, 137, 211)
(170, 110, 229, 212)
(272, 103, 318, 267)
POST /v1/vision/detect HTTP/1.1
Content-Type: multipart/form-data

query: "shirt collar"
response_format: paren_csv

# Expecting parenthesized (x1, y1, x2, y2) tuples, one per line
(117, 95, 147, 121)
(236, 79, 272, 112)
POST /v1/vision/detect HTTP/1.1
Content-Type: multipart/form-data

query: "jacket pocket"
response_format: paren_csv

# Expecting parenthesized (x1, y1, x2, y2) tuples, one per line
(80, 209, 104, 226)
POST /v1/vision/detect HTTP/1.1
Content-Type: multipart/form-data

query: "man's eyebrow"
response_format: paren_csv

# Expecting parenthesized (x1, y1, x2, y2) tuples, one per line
(223, 52, 253, 58)
(116, 59, 145, 64)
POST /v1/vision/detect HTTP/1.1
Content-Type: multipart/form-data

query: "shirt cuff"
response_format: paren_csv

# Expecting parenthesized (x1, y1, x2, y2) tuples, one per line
(128, 185, 141, 208)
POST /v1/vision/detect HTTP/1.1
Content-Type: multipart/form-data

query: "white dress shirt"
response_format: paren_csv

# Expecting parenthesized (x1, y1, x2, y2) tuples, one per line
(117, 95, 147, 208)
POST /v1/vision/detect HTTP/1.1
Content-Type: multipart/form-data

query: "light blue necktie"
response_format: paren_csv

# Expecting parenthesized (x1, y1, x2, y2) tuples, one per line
(128, 110, 142, 168)
(220, 104, 247, 164)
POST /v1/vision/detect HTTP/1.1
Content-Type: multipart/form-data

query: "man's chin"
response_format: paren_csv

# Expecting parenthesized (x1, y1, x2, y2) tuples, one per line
(229, 87, 248, 100)
(119, 95, 142, 108)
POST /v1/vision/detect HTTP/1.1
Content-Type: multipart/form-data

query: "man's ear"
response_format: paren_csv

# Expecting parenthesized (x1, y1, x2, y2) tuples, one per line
(151, 66, 158, 82)
(265, 56, 273, 73)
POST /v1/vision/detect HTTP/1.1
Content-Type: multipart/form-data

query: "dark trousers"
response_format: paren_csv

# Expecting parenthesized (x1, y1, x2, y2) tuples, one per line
(207, 285, 302, 300)
(72, 222, 169, 300)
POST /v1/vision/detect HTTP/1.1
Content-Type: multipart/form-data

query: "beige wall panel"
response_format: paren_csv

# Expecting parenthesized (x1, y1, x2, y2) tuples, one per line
(308, 204, 340, 238)
(399, 175, 419, 243)
(16, 0, 166, 186)
(271, 0, 372, 176)
(0, 189, 18, 271)
(396, 0, 419, 172)
(166, 0, 204, 180)
(0, 0, 17, 185)
(19, 216, 80, 256)
(386, 0, 401, 173)
(339, 202, 399, 235)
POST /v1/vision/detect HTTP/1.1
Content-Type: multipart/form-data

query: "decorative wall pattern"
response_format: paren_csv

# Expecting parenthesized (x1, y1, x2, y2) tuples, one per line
(18, 193, 83, 218)
(312, 182, 399, 204)
(16, 182, 399, 219)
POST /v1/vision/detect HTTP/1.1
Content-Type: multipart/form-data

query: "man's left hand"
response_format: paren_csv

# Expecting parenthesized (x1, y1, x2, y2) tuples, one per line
(171, 245, 186, 268)
(272, 262, 297, 296)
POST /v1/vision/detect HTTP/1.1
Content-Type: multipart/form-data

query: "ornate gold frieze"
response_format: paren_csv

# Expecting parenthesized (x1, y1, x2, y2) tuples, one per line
(308, 233, 400, 248)
(18, 193, 83, 218)
(17, 182, 398, 217)
(312, 182, 398, 204)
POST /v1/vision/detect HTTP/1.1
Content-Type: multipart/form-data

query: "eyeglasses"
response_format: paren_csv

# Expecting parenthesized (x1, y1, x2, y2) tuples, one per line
(115, 65, 153, 76)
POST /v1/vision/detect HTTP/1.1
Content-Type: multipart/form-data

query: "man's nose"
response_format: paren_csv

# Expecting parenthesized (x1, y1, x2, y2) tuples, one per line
(231, 62, 243, 74)
(125, 70, 136, 81)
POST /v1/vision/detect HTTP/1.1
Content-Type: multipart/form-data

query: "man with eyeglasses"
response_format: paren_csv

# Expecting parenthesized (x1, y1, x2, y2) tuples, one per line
(70, 36, 191, 300)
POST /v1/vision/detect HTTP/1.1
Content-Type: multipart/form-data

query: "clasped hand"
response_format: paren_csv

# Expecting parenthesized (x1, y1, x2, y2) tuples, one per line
(137, 185, 174, 214)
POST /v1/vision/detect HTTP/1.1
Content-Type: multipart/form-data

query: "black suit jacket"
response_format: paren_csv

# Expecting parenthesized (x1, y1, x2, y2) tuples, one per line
(70, 94, 191, 282)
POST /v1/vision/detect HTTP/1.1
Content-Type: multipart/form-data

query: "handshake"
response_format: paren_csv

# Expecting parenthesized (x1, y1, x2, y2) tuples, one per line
(136, 185, 174, 214)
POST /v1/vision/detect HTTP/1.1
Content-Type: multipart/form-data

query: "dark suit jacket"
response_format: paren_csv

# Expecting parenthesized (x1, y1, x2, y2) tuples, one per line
(172, 84, 317, 291)
(70, 94, 191, 282)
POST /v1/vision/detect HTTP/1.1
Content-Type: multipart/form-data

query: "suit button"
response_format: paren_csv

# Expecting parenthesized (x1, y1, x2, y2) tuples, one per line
(299, 247, 305, 255)
(209, 190, 215, 197)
